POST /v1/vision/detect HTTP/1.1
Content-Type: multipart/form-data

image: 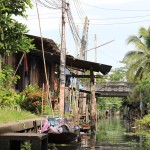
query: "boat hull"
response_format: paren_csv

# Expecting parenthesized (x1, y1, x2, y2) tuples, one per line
(48, 132, 78, 144)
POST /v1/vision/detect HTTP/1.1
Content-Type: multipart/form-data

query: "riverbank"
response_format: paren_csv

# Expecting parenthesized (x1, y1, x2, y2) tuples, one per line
(0, 109, 40, 124)
(0, 108, 46, 134)
(136, 114, 150, 129)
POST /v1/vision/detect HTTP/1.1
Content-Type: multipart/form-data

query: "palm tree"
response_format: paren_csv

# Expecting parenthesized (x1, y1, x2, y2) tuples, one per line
(122, 26, 150, 81)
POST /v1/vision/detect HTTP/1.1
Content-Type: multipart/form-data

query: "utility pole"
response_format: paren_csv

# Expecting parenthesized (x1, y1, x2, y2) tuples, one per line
(94, 34, 97, 84)
(80, 16, 89, 60)
(75, 25, 79, 59)
(79, 17, 89, 116)
(59, 0, 67, 117)
(94, 34, 97, 63)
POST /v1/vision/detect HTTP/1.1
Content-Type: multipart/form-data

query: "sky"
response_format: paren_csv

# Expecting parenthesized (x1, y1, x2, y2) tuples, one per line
(16, 0, 150, 69)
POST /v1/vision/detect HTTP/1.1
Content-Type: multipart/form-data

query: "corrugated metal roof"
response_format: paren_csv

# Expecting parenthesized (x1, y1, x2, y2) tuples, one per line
(28, 34, 112, 75)
(66, 56, 112, 75)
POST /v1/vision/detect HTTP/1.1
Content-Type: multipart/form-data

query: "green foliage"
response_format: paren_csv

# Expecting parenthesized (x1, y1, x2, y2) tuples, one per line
(0, 0, 32, 16)
(0, 88, 20, 107)
(0, 0, 34, 56)
(122, 26, 150, 81)
(54, 89, 59, 98)
(43, 104, 53, 115)
(97, 97, 122, 116)
(0, 65, 20, 88)
(136, 114, 150, 128)
(20, 85, 47, 114)
(0, 65, 20, 107)
(108, 67, 127, 82)
(128, 73, 150, 104)
(21, 141, 31, 150)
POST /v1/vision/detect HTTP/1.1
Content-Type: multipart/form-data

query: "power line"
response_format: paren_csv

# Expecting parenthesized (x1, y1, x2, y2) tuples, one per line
(16, 13, 150, 21)
(16, 16, 61, 20)
(28, 12, 61, 16)
(36, 0, 62, 9)
(73, 0, 84, 24)
(89, 14, 150, 20)
(16, 17, 150, 26)
(75, 19, 150, 26)
(75, 0, 86, 17)
(16, 16, 150, 26)
(66, 5, 81, 44)
(80, 2, 150, 12)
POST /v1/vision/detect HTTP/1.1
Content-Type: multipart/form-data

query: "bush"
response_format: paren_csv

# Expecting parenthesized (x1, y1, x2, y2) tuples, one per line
(136, 114, 150, 128)
(0, 65, 20, 108)
(0, 88, 20, 108)
(20, 85, 46, 114)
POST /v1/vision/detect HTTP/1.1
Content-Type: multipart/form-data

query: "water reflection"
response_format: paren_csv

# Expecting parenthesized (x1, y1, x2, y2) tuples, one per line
(53, 116, 150, 150)
(87, 116, 149, 150)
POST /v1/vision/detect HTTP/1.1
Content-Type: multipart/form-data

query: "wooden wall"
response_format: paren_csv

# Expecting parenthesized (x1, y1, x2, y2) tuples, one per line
(3, 53, 58, 93)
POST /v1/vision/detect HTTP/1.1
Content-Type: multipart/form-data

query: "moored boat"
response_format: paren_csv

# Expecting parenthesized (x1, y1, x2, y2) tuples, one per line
(39, 117, 80, 144)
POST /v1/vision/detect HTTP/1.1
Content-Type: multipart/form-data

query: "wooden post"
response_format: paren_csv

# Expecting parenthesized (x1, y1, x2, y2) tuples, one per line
(50, 63, 55, 91)
(75, 88, 80, 124)
(85, 104, 89, 124)
(41, 83, 44, 115)
(90, 68, 96, 128)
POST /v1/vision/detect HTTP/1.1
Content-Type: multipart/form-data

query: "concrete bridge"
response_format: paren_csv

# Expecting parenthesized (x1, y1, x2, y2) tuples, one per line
(81, 82, 135, 97)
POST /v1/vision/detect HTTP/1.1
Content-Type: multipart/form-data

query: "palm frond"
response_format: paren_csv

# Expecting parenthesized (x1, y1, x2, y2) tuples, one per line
(139, 27, 150, 49)
(134, 66, 144, 81)
(127, 36, 148, 52)
(123, 50, 144, 65)
(124, 25, 150, 81)
(139, 27, 148, 39)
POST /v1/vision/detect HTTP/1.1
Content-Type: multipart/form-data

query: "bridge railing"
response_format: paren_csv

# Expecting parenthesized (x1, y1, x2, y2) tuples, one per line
(82, 82, 135, 92)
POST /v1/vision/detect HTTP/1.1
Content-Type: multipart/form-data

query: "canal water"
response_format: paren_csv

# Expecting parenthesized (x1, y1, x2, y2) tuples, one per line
(54, 116, 150, 150)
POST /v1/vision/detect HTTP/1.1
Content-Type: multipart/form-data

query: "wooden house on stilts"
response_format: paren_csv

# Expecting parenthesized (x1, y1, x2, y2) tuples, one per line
(3, 34, 112, 122)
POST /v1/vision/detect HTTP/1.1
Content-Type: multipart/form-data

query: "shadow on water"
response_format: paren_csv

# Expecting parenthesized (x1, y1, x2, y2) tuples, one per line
(49, 116, 150, 150)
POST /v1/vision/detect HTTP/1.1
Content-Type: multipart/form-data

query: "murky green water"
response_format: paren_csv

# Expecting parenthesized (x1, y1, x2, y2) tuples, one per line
(80, 116, 150, 150)
(55, 116, 150, 150)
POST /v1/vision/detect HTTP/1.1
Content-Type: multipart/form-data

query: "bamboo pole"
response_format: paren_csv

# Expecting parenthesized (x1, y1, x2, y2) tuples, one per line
(35, 0, 54, 117)
(41, 83, 44, 115)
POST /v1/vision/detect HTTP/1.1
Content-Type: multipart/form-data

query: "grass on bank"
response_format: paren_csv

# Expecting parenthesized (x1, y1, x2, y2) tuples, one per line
(0, 104, 55, 124)
(0, 108, 39, 124)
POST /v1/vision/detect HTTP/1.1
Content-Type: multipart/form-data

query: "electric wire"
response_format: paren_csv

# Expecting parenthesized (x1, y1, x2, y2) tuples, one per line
(66, 4, 81, 44)
(29, 12, 61, 16)
(78, 0, 86, 16)
(17, 13, 150, 20)
(89, 14, 150, 20)
(36, 0, 62, 9)
(73, 0, 84, 24)
(86, 19, 150, 25)
(80, 2, 150, 12)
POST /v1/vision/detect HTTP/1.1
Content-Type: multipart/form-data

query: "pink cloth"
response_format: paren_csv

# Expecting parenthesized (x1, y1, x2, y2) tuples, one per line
(41, 119, 50, 132)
